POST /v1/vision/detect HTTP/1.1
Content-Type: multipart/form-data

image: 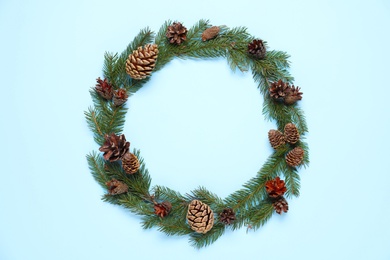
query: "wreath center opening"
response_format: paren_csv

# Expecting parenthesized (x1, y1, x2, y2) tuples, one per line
(125, 59, 272, 197)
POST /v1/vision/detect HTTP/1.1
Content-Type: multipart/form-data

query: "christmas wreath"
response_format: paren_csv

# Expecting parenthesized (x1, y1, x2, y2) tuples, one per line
(85, 20, 309, 248)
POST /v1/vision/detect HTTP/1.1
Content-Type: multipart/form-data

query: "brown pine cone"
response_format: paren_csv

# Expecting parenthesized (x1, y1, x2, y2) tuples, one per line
(99, 133, 130, 162)
(187, 200, 214, 234)
(95, 77, 113, 100)
(286, 147, 305, 167)
(265, 177, 287, 198)
(201, 26, 220, 41)
(113, 88, 128, 106)
(248, 39, 266, 59)
(268, 129, 286, 149)
(106, 179, 128, 195)
(125, 44, 158, 80)
(284, 85, 302, 105)
(272, 196, 289, 214)
(166, 22, 187, 45)
(284, 123, 300, 144)
(269, 79, 290, 101)
(154, 201, 172, 218)
(122, 152, 140, 174)
(219, 208, 236, 225)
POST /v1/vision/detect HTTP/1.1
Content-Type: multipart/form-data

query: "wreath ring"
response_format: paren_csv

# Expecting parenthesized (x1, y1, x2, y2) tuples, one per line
(85, 20, 309, 248)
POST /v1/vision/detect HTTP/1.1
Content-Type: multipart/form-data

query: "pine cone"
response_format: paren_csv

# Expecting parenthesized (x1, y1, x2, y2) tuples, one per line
(265, 177, 287, 198)
(201, 26, 220, 41)
(99, 133, 130, 162)
(166, 22, 187, 45)
(272, 196, 289, 214)
(113, 88, 128, 106)
(106, 179, 128, 195)
(219, 208, 236, 225)
(268, 129, 286, 149)
(125, 44, 158, 80)
(187, 200, 214, 234)
(284, 123, 300, 144)
(122, 152, 140, 174)
(284, 85, 302, 105)
(154, 201, 172, 218)
(95, 77, 113, 100)
(269, 79, 290, 101)
(248, 39, 266, 59)
(286, 147, 305, 167)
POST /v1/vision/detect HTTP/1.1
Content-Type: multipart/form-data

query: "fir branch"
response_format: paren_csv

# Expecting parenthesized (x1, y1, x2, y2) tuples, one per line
(298, 140, 310, 167)
(284, 105, 308, 135)
(106, 103, 127, 135)
(246, 200, 274, 230)
(102, 52, 121, 88)
(86, 151, 109, 189)
(154, 20, 176, 71)
(186, 19, 210, 41)
(84, 107, 105, 145)
(118, 194, 154, 216)
(187, 187, 225, 212)
(283, 167, 301, 198)
(189, 223, 225, 249)
(225, 152, 286, 213)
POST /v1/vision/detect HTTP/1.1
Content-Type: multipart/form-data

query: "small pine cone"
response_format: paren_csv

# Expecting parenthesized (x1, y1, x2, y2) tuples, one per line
(95, 77, 113, 100)
(187, 200, 214, 234)
(166, 22, 187, 45)
(219, 208, 236, 225)
(113, 88, 128, 106)
(284, 85, 303, 105)
(269, 79, 290, 101)
(99, 133, 130, 162)
(125, 44, 159, 80)
(122, 152, 140, 174)
(268, 129, 286, 149)
(201, 26, 220, 41)
(106, 179, 128, 195)
(286, 147, 305, 167)
(154, 201, 172, 218)
(248, 39, 266, 59)
(272, 196, 289, 214)
(265, 176, 287, 198)
(284, 123, 300, 144)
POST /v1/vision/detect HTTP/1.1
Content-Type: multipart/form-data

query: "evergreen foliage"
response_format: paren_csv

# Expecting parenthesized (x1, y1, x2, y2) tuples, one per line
(85, 19, 309, 248)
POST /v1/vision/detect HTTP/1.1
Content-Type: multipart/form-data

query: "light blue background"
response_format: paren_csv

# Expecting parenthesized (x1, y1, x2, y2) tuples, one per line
(1, 0, 390, 259)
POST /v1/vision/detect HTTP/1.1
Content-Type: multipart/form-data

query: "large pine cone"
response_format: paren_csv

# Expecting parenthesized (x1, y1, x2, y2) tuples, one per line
(113, 88, 128, 106)
(286, 147, 305, 167)
(269, 79, 290, 101)
(187, 200, 214, 234)
(272, 196, 289, 214)
(99, 133, 130, 162)
(166, 22, 187, 45)
(122, 152, 140, 174)
(106, 179, 128, 195)
(248, 39, 266, 59)
(284, 85, 303, 105)
(201, 26, 220, 41)
(219, 208, 236, 225)
(265, 177, 287, 198)
(125, 44, 158, 80)
(95, 77, 113, 100)
(284, 123, 300, 144)
(268, 129, 286, 149)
